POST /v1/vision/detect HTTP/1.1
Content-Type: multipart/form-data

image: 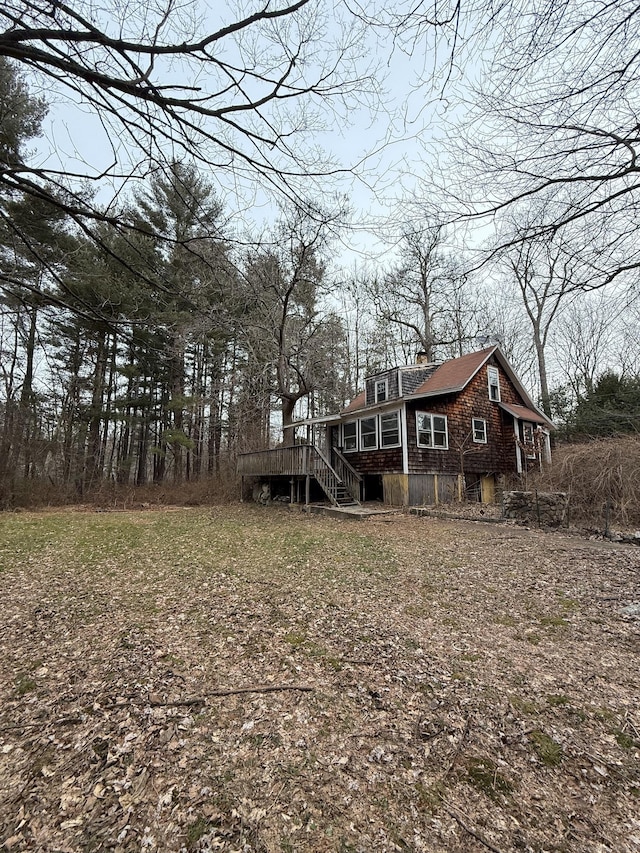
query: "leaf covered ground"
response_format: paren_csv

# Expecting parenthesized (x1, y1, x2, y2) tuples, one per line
(0, 505, 639, 853)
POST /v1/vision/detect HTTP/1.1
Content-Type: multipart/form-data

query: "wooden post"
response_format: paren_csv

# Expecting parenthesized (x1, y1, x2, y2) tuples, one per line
(434, 474, 439, 505)
(305, 474, 310, 505)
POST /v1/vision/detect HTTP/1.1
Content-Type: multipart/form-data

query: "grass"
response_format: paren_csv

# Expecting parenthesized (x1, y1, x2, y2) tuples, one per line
(185, 816, 214, 850)
(1, 505, 638, 853)
(0, 507, 398, 605)
(529, 730, 564, 767)
(465, 757, 513, 800)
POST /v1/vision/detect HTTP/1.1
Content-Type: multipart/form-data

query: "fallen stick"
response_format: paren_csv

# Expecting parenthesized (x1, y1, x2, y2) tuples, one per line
(148, 684, 313, 706)
(443, 802, 505, 853)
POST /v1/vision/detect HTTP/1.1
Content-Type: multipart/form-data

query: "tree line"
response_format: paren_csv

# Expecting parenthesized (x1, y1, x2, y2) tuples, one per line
(2, 0, 640, 504)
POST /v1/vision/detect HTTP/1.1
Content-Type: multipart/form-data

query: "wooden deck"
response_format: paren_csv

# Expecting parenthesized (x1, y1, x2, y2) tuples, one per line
(237, 445, 314, 477)
(237, 444, 363, 507)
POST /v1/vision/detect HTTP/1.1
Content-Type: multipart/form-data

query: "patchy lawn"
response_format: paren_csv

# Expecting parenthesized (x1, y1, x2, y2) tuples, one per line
(0, 506, 639, 852)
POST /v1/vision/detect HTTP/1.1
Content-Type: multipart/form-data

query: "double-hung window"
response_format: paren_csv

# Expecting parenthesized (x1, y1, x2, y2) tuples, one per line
(472, 418, 487, 444)
(380, 411, 400, 447)
(360, 416, 378, 449)
(375, 379, 388, 403)
(416, 412, 448, 449)
(488, 366, 501, 401)
(342, 421, 357, 452)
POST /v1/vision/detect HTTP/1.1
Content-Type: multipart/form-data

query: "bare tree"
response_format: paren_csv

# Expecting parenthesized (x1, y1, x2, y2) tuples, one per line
(371, 223, 479, 361)
(241, 202, 345, 444)
(551, 293, 620, 403)
(437, 0, 640, 288)
(362, 0, 640, 292)
(0, 0, 375, 317)
(499, 234, 586, 417)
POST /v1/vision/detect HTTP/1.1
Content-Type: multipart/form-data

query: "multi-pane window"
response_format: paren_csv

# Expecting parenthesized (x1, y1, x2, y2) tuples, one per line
(375, 379, 388, 403)
(343, 421, 357, 452)
(342, 411, 401, 451)
(472, 418, 487, 443)
(488, 366, 501, 401)
(360, 416, 378, 449)
(416, 412, 448, 449)
(380, 412, 400, 447)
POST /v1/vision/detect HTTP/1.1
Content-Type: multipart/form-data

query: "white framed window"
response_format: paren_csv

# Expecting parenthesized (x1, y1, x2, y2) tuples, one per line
(375, 379, 388, 403)
(416, 412, 448, 449)
(472, 418, 487, 444)
(380, 411, 400, 447)
(360, 416, 378, 450)
(342, 421, 357, 452)
(488, 366, 501, 401)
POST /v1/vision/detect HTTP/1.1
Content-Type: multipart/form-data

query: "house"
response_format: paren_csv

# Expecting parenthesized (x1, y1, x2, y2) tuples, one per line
(237, 346, 554, 507)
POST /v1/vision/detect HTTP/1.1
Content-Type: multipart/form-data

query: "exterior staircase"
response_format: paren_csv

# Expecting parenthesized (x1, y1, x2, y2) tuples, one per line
(309, 445, 362, 508)
(236, 443, 364, 510)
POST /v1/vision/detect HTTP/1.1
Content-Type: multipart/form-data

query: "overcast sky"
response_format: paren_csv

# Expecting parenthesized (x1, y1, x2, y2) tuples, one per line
(25, 0, 486, 270)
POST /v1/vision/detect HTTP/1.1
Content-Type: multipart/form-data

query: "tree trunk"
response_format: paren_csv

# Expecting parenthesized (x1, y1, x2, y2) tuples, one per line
(534, 328, 552, 418)
(85, 330, 107, 488)
(282, 396, 297, 446)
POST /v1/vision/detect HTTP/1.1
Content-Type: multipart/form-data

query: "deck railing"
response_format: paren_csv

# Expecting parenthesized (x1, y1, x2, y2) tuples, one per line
(236, 444, 312, 477)
(308, 445, 340, 501)
(237, 444, 362, 506)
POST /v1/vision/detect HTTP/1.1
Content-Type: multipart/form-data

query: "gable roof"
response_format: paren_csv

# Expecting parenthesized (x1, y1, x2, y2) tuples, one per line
(411, 347, 495, 396)
(335, 346, 554, 429)
(342, 390, 366, 414)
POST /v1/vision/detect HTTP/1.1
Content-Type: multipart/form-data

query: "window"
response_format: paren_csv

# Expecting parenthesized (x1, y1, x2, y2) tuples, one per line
(522, 423, 537, 459)
(375, 379, 388, 403)
(380, 411, 400, 447)
(472, 418, 487, 444)
(343, 421, 357, 452)
(360, 416, 378, 449)
(488, 366, 500, 401)
(416, 412, 448, 449)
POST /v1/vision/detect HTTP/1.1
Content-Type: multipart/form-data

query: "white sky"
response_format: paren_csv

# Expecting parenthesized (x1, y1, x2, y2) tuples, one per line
(27, 0, 478, 271)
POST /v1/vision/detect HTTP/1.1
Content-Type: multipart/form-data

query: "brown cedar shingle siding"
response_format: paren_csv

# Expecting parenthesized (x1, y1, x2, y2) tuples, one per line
(406, 356, 522, 475)
(365, 370, 399, 405)
(341, 447, 403, 475)
(406, 396, 458, 474)
(332, 350, 546, 479)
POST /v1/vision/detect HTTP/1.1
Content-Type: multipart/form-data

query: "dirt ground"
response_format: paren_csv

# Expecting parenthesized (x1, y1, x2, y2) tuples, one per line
(0, 505, 639, 852)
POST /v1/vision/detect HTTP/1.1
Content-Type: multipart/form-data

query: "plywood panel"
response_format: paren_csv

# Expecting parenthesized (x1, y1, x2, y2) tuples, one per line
(408, 474, 436, 506)
(437, 474, 460, 504)
(481, 475, 496, 504)
(383, 474, 408, 506)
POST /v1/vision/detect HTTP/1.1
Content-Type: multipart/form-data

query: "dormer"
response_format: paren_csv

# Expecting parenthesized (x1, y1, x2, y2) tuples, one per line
(365, 369, 400, 405)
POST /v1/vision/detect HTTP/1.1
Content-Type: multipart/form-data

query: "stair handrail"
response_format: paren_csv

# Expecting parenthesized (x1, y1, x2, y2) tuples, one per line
(308, 445, 343, 506)
(332, 446, 362, 503)
(309, 445, 341, 482)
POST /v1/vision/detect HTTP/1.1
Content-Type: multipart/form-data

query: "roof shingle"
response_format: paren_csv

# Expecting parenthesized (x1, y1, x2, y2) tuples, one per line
(411, 347, 495, 396)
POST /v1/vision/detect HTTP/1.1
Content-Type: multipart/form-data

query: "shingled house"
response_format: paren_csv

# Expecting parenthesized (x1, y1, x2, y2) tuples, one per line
(237, 346, 554, 507)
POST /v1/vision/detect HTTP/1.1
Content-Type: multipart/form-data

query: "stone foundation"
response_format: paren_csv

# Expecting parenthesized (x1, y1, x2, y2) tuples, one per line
(502, 490, 569, 526)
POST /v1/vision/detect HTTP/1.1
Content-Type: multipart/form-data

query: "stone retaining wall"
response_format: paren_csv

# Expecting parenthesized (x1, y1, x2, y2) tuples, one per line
(503, 490, 569, 526)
